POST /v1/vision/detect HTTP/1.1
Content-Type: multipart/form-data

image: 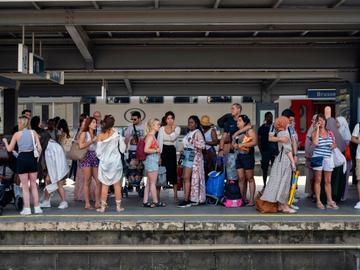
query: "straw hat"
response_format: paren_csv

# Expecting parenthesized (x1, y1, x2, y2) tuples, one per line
(200, 115, 213, 127)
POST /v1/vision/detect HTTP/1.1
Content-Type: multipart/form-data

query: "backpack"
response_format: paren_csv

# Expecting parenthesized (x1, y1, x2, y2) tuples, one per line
(133, 125, 147, 161)
(223, 180, 241, 200)
(136, 139, 146, 161)
(222, 180, 242, 208)
(269, 125, 279, 156)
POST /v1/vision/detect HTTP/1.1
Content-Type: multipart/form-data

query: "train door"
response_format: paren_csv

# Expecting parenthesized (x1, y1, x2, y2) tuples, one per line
(291, 100, 312, 149)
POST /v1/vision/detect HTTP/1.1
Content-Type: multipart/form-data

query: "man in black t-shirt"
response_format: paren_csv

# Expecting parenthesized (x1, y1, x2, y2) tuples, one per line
(258, 112, 278, 187)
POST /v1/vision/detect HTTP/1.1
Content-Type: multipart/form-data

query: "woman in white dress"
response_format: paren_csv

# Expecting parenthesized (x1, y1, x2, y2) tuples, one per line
(39, 131, 69, 209)
(96, 115, 126, 213)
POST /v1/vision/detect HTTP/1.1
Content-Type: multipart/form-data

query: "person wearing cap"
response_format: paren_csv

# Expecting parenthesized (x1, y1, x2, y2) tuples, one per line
(200, 115, 219, 180)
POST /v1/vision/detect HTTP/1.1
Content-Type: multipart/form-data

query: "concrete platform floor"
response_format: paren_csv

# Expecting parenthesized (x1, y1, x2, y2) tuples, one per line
(0, 176, 359, 223)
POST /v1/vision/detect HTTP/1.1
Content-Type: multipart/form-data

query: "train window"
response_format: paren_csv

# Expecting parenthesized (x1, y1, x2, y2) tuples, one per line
(106, 97, 130, 104)
(139, 96, 164, 104)
(299, 105, 308, 133)
(173, 96, 198, 104)
(207, 96, 232, 103)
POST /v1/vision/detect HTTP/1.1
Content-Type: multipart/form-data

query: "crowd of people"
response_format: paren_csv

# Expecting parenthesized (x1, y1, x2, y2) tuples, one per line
(1, 103, 360, 215)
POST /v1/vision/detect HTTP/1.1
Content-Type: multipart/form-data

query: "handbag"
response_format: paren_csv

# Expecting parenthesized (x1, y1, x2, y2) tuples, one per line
(156, 166, 167, 187)
(310, 156, 323, 168)
(30, 130, 40, 158)
(67, 142, 87, 161)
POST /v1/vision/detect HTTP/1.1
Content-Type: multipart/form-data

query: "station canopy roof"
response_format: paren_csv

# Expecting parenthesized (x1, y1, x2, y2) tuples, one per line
(0, 0, 359, 98)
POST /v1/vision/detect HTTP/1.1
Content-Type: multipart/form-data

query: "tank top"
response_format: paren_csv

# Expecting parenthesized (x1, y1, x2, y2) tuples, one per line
(204, 128, 214, 150)
(236, 130, 255, 155)
(150, 135, 159, 150)
(313, 132, 333, 158)
(163, 132, 175, 146)
(18, 129, 34, 153)
(86, 132, 96, 151)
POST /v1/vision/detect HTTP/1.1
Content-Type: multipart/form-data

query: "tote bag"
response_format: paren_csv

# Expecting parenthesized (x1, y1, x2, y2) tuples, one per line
(67, 142, 87, 161)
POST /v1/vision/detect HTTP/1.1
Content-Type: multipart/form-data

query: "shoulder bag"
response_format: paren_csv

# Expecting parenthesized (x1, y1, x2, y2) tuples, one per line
(67, 132, 87, 161)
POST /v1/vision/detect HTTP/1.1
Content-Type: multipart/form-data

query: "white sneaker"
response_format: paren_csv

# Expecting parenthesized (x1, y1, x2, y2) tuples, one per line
(290, 204, 300, 210)
(354, 201, 360, 209)
(40, 200, 51, 208)
(58, 201, 69, 209)
(34, 206, 43, 214)
(20, 208, 31, 215)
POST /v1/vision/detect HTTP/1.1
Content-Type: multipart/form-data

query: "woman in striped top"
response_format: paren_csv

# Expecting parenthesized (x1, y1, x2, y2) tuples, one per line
(312, 113, 339, 210)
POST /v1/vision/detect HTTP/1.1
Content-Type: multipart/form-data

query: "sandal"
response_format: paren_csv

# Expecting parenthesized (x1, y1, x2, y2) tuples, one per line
(143, 202, 155, 208)
(154, 202, 166, 207)
(116, 200, 124, 212)
(84, 204, 94, 210)
(326, 202, 339, 210)
(247, 201, 255, 207)
(281, 208, 297, 214)
(316, 202, 325, 210)
(96, 201, 107, 213)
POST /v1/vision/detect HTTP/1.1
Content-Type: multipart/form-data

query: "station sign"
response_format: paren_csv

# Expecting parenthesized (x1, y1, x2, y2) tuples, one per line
(17, 43, 28, 74)
(46, 71, 64, 85)
(307, 89, 336, 99)
(29, 52, 45, 77)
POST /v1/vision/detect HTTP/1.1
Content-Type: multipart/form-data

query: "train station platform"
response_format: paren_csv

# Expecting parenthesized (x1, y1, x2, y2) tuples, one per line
(0, 177, 359, 270)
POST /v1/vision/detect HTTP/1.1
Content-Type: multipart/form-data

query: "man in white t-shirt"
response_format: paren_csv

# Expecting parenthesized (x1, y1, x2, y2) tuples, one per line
(351, 123, 360, 209)
(125, 111, 145, 159)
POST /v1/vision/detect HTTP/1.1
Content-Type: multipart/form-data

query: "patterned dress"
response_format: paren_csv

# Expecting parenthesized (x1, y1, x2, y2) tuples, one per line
(261, 130, 293, 204)
(189, 130, 206, 203)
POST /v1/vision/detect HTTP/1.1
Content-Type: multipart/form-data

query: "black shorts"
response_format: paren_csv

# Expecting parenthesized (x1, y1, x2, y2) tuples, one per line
(236, 153, 255, 170)
(16, 152, 38, 174)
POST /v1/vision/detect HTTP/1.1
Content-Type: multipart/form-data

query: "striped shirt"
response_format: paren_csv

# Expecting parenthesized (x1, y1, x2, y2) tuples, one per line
(313, 134, 333, 158)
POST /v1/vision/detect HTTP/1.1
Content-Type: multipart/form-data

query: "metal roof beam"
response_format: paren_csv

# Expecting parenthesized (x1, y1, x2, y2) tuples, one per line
(1, 9, 360, 27)
(65, 25, 94, 69)
(264, 78, 280, 92)
(31, 2, 41, 10)
(272, 0, 283, 8)
(213, 0, 222, 8)
(124, 78, 133, 95)
(92, 1, 100, 10)
(330, 0, 347, 8)
(0, 70, 341, 81)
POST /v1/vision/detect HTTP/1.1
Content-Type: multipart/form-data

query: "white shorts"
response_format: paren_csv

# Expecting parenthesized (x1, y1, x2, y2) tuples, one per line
(313, 156, 334, 172)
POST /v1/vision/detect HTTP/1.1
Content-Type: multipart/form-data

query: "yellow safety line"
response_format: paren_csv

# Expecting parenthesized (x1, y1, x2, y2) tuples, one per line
(0, 213, 359, 218)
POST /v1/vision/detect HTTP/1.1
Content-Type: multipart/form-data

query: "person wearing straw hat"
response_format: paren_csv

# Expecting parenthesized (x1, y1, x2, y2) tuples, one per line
(200, 115, 219, 180)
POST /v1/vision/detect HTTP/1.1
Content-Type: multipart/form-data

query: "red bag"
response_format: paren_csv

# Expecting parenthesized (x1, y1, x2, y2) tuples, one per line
(345, 145, 352, 161)
(136, 139, 146, 161)
(177, 166, 183, 191)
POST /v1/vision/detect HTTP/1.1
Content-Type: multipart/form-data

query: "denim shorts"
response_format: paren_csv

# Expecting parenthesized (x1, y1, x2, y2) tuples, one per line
(144, 153, 159, 172)
(313, 156, 334, 172)
(183, 148, 195, 169)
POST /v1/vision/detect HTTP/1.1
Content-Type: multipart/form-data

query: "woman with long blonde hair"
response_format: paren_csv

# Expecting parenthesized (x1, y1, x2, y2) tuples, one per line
(143, 118, 166, 208)
(3, 116, 42, 215)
